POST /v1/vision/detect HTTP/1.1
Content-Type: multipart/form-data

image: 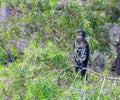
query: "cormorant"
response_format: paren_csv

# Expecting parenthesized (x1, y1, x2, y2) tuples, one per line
(74, 30, 89, 79)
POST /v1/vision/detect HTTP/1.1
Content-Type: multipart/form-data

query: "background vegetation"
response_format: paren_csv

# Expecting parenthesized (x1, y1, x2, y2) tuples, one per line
(0, 0, 120, 100)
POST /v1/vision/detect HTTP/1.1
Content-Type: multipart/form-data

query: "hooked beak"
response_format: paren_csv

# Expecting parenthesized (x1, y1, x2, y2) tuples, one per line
(74, 30, 82, 34)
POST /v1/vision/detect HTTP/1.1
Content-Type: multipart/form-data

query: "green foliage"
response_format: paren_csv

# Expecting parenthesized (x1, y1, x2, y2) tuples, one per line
(0, 0, 120, 100)
(0, 49, 7, 64)
(27, 78, 58, 100)
(45, 42, 69, 68)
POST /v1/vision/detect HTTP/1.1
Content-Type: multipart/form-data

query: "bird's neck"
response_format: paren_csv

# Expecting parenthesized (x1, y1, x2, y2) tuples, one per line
(75, 40, 86, 47)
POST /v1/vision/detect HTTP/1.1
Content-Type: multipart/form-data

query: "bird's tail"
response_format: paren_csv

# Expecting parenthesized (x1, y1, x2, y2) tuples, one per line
(81, 68, 87, 80)
(75, 65, 87, 80)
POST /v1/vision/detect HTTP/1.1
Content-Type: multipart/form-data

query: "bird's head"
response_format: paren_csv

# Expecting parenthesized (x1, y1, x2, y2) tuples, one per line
(75, 30, 86, 38)
(75, 30, 86, 43)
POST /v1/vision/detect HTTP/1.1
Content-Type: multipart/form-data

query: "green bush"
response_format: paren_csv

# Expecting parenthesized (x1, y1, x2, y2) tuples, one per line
(26, 78, 58, 100)
(0, 49, 7, 64)
(0, 0, 120, 100)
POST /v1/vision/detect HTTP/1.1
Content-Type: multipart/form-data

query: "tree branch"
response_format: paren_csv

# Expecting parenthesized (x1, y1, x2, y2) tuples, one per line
(87, 68, 120, 81)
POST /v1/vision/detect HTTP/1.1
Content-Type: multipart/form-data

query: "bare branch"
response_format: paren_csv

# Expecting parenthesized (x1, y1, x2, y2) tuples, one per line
(87, 68, 120, 81)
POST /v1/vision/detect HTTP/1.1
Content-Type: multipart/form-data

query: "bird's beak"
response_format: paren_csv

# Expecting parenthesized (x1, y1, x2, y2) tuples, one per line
(74, 30, 80, 34)
(75, 31, 82, 35)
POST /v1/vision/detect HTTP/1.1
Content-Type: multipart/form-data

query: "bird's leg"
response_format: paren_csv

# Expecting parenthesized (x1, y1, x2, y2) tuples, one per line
(85, 73, 88, 81)
(75, 66, 80, 73)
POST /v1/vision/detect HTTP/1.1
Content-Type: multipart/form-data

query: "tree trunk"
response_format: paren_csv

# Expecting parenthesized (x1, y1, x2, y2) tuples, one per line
(116, 41, 120, 75)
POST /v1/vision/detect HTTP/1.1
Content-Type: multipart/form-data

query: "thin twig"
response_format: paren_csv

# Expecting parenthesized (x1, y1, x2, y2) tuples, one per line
(56, 66, 73, 80)
(67, 70, 80, 99)
(109, 80, 117, 97)
(87, 68, 120, 81)
(98, 77, 106, 100)
(68, 68, 85, 92)
(88, 78, 102, 100)
(83, 81, 86, 100)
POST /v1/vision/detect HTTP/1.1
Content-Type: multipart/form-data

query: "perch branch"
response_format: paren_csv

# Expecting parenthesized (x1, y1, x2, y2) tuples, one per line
(87, 68, 120, 81)
(55, 65, 120, 81)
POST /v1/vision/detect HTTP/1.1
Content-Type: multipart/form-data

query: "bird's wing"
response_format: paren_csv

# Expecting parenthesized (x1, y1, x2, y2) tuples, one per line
(74, 44, 89, 65)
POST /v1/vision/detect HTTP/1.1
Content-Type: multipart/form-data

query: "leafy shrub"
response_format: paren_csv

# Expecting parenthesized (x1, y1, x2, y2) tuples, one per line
(26, 78, 58, 100)
(0, 0, 120, 100)
(45, 42, 69, 68)
(0, 49, 7, 64)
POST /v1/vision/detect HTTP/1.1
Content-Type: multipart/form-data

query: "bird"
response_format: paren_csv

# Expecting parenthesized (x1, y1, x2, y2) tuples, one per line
(74, 30, 89, 79)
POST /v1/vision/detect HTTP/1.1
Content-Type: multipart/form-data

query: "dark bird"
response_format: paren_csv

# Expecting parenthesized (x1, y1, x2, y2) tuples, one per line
(74, 30, 89, 79)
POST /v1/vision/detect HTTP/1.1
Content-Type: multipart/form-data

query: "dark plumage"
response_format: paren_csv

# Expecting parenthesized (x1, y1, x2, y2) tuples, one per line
(74, 30, 89, 79)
